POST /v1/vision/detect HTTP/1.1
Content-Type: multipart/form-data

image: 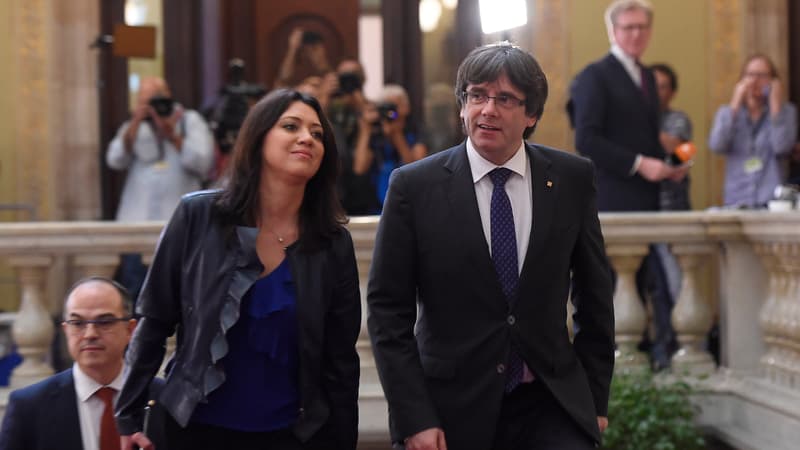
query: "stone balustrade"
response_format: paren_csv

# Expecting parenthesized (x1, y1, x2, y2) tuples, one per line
(1, 212, 800, 449)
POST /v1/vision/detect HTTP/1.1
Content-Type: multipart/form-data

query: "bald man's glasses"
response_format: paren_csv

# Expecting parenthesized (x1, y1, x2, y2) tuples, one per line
(64, 317, 130, 333)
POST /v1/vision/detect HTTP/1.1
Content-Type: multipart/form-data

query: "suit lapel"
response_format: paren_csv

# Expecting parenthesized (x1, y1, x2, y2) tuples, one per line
(46, 370, 84, 449)
(520, 144, 558, 277)
(607, 54, 658, 121)
(443, 145, 504, 297)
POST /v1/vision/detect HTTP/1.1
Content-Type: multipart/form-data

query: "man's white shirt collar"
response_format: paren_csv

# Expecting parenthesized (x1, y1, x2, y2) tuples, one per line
(73, 362, 126, 402)
(610, 44, 641, 86)
(465, 138, 528, 183)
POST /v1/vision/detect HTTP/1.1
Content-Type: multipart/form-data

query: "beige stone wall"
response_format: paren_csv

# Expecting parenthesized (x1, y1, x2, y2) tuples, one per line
(0, 0, 102, 310)
(0, 0, 100, 222)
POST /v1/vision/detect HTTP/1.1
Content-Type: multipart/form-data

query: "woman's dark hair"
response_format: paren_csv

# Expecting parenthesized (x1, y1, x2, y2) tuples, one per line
(215, 88, 346, 249)
(651, 63, 678, 91)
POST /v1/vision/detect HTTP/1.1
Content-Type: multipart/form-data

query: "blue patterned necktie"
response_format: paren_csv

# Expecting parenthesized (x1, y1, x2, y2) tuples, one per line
(489, 168, 524, 392)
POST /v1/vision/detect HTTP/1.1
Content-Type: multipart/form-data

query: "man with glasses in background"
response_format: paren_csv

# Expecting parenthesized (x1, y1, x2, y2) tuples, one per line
(0, 277, 163, 450)
(568, 0, 690, 372)
(368, 41, 614, 450)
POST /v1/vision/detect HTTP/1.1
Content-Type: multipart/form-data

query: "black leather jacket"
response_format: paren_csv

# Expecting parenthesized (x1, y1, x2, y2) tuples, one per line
(115, 191, 361, 449)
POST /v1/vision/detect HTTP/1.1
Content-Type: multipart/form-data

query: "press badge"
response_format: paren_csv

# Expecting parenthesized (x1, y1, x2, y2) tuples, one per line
(743, 157, 763, 174)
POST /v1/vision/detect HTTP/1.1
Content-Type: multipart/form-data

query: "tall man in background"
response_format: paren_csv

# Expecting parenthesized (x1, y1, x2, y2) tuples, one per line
(568, 0, 689, 371)
(368, 42, 615, 450)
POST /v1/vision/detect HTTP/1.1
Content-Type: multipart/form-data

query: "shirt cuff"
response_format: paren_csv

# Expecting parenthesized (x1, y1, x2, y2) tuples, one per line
(629, 154, 643, 176)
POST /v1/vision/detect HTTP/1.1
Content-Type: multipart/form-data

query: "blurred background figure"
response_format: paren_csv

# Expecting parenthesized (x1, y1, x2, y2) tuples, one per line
(106, 77, 214, 302)
(328, 59, 381, 215)
(372, 84, 428, 208)
(274, 27, 331, 90)
(708, 54, 798, 208)
(650, 62, 692, 371)
(205, 58, 267, 186)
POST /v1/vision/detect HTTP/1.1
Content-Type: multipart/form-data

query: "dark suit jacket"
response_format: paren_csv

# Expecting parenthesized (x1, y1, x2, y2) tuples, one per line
(367, 143, 615, 450)
(568, 53, 664, 212)
(0, 369, 166, 450)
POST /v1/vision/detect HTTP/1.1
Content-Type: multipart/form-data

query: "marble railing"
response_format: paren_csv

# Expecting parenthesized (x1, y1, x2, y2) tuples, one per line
(1, 212, 799, 448)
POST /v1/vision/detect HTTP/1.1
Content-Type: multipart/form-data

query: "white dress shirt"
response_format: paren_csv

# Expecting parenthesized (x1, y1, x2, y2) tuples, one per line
(466, 139, 535, 382)
(73, 363, 126, 450)
(466, 138, 532, 270)
(610, 44, 641, 86)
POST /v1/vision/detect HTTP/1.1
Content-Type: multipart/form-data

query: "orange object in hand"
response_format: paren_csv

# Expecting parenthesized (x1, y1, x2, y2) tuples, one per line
(673, 141, 697, 163)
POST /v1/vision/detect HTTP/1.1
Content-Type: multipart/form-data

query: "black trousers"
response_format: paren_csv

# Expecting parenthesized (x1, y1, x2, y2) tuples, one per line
(164, 416, 303, 450)
(490, 381, 597, 450)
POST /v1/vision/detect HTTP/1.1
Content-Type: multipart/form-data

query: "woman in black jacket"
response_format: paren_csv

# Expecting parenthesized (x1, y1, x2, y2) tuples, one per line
(117, 89, 361, 450)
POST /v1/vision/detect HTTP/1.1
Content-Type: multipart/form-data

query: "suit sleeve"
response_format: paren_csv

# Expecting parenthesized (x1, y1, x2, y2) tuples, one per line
(321, 230, 362, 450)
(569, 160, 616, 416)
(367, 168, 441, 442)
(0, 391, 28, 450)
(571, 66, 639, 177)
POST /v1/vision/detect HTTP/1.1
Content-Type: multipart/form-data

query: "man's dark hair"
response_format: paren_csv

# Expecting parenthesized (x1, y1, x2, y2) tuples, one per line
(64, 276, 133, 317)
(301, 30, 324, 46)
(454, 41, 548, 139)
(215, 89, 347, 250)
(651, 63, 678, 91)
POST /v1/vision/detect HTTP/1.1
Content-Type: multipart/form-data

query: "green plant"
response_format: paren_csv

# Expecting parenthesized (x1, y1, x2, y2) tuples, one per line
(601, 371, 706, 450)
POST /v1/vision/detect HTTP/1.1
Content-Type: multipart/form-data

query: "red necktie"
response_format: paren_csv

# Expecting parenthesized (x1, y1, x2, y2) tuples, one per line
(96, 387, 119, 450)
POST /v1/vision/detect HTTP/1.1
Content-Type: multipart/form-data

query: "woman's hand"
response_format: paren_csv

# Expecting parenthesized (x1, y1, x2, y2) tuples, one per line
(729, 78, 751, 112)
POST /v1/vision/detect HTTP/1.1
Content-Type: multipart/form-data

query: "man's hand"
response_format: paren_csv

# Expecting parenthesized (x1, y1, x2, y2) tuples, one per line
(150, 106, 185, 149)
(405, 427, 447, 450)
(121, 432, 154, 450)
(637, 156, 689, 182)
(597, 416, 609, 433)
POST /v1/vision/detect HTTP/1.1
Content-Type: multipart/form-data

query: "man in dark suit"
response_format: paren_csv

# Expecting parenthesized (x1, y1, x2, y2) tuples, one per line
(568, 0, 689, 371)
(367, 42, 615, 450)
(0, 277, 163, 450)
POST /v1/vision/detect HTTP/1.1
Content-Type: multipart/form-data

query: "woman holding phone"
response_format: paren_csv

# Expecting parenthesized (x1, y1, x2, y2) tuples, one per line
(708, 54, 797, 208)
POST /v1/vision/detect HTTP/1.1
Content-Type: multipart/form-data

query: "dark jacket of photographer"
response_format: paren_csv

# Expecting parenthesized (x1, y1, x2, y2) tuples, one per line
(115, 191, 361, 449)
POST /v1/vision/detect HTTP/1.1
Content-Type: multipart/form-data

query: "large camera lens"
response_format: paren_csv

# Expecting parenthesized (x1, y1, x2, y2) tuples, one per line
(338, 72, 363, 94)
(377, 102, 399, 122)
(148, 96, 175, 117)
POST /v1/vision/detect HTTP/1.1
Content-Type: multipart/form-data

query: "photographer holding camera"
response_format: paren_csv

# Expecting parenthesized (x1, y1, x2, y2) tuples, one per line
(327, 60, 382, 215)
(372, 84, 428, 206)
(106, 77, 213, 298)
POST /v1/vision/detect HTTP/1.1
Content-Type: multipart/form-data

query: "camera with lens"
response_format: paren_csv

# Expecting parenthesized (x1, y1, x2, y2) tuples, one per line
(338, 72, 363, 95)
(148, 95, 175, 118)
(206, 59, 267, 154)
(376, 102, 399, 122)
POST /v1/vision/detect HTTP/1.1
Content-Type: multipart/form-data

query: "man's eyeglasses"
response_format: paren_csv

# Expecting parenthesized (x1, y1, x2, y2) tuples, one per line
(615, 23, 651, 33)
(63, 317, 130, 333)
(462, 91, 526, 109)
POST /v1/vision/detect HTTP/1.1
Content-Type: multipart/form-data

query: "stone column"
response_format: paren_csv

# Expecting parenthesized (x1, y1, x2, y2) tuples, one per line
(7, 255, 55, 388)
(754, 242, 800, 388)
(671, 243, 716, 375)
(606, 244, 649, 372)
(73, 254, 120, 279)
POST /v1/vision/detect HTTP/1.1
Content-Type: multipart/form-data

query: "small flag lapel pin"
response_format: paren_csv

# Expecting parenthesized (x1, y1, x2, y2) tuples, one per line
(546, 180, 553, 188)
